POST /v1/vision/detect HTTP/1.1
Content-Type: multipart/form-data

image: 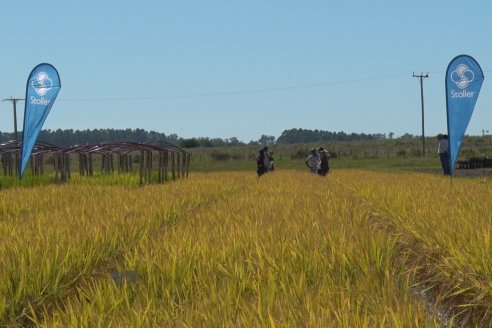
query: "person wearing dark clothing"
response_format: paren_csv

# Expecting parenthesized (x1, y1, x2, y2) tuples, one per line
(316, 147, 330, 176)
(256, 149, 267, 177)
(437, 134, 450, 175)
(262, 147, 271, 172)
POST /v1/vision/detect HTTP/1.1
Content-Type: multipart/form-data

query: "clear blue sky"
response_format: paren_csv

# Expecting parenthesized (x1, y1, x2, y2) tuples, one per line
(1, 0, 491, 142)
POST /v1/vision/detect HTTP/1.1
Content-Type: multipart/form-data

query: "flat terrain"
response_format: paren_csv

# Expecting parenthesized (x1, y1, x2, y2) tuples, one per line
(1, 170, 491, 326)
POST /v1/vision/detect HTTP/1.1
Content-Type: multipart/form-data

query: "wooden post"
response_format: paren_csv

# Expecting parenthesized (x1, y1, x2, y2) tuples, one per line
(158, 151, 162, 183)
(164, 151, 168, 182)
(79, 154, 84, 176)
(60, 153, 66, 182)
(84, 154, 89, 176)
(181, 152, 186, 178)
(1, 154, 6, 176)
(186, 153, 190, 178)
(35, 154, 41, 176)
(171, 152, 176, 181)
(9, 154, 14, 177)
(122, 154, 126, 173)
(54, 153, 59, 181)
(148, 150, 152, 183)
(106, 154, 111, 174)
(117, 154, 122, 174)
(66, 153, 71, 180)
(176, 153, 181, 179)
(88, 153, 93, 176)
(139, 150, 144, 185)
(14, 153, 19, 177)
(149, 151, 152, 183)
(40, 153, 44, 175)
(30, 154, 35, 175)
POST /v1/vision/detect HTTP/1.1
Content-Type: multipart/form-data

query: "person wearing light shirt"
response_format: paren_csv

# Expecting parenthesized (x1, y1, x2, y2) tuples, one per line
(305, 148, 320, 173)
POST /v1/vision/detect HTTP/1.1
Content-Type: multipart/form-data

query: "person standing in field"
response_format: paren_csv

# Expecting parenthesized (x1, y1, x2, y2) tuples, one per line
(316, 147, 330, 176)
(305, 148, 320, 173)
(267, 151, 275, 171)
(262, 146, 271, 172)
(257, 149, 267, 177)
(437, 134, 450, 175)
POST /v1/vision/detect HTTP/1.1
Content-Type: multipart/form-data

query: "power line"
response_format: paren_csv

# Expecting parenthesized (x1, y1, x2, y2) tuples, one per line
(58, 72, 409, 102)
(27, 69, 492, 104)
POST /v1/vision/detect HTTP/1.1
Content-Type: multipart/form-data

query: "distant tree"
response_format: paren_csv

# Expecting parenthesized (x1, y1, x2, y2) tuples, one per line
(226, 137, 242, 146)
(400, 133, 416, 139)
(197, 137, 214, 147)
(180, 138, 200, 148)
(258, 135, 276, 146)
(389, 132, 395, 140)
(210, 138, 226, 147)
(0, 128, 172, 146)
(276, 128, 386, 144)
(167, 134, 179, 144)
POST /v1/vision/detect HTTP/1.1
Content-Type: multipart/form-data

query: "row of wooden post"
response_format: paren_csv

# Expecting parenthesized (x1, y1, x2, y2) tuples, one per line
(0, 151, 190, 184)
(1, 154, 17, 176)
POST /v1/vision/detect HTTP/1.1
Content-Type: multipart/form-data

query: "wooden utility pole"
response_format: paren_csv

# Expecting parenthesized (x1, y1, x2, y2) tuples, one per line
(413, 73, 428, 157)
(2, 97, 24, 141)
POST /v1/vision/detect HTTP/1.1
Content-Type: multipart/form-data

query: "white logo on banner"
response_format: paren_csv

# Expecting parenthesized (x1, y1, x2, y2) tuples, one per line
(31, 72, 53, 96)
(451, 64, 475, 89)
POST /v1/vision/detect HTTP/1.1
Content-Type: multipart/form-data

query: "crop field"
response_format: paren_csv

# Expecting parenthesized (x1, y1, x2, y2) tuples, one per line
(1, 170, 492, 326)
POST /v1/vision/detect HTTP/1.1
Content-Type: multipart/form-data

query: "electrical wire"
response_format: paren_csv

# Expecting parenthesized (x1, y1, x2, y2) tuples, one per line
(51, 69, 492, 103)
(58, 72, 412, 102)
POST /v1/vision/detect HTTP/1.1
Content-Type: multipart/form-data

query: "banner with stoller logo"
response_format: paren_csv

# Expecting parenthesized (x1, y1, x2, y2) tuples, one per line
(19, 63, 61, 178)
(445, 55, 484, 176)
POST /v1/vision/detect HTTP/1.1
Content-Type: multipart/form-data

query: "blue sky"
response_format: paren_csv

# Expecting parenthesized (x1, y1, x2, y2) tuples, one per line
(1, 0, 491, 142)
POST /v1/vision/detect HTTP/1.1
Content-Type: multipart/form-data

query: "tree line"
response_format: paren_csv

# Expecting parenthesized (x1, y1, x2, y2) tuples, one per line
(0, 128, 407, 148)
(276, 128, 388, 144)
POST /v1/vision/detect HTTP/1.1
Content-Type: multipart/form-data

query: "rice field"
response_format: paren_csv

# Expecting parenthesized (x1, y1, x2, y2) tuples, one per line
(1, 170, 491, 326)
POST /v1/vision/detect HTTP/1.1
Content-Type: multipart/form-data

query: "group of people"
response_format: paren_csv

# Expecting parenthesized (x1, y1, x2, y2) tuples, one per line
(256, 146, 275, 177)
(305, 147, 330, 176)
(256, 146, 330, 177)
(437, 133, 450, 175)
(255, 135, 453, 177)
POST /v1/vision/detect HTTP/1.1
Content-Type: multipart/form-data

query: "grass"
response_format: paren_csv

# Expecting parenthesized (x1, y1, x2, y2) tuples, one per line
(189, 154, 442, 174)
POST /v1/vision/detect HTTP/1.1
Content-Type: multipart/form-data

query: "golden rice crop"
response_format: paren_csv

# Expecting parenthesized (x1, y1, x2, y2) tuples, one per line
(338, 170, 492, 325)
(3, 169, 489, 326)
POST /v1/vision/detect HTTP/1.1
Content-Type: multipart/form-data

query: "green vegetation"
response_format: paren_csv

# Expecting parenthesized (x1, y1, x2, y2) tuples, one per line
(186, 134, 492, 174)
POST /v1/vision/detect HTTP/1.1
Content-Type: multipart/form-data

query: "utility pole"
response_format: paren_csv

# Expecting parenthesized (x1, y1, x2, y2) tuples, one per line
(413, 73, 428, 157)
(2, 97, 25, 141)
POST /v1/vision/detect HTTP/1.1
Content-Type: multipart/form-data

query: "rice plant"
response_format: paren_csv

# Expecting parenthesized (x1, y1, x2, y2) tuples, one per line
(3, 170, 489, 326)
